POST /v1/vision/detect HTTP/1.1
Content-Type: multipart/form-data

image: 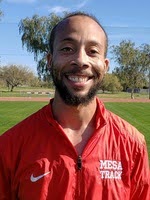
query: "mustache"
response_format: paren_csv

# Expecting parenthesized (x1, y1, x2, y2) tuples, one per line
(63, 68, 101, 78)
(51, 62, 102, 78)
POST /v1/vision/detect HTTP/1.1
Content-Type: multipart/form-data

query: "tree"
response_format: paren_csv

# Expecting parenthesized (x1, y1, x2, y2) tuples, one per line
(140, 44, 150, 99)
(139, 44, 150, 70)
(0, 65, 37, 91)
(100, 73, 122, 93)
(139, 44, 150, 81)
(19, 13, 65, 79)
(111, 40, 148, 99)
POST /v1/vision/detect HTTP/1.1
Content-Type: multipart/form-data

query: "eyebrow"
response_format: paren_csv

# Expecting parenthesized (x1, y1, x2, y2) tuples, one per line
(60, 37, 103, 48)
(60, 37, 76, 43)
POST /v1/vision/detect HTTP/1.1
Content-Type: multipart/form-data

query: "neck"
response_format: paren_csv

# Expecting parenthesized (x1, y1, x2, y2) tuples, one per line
(51, 94, 97, 130)
(51, 93, 98, 155)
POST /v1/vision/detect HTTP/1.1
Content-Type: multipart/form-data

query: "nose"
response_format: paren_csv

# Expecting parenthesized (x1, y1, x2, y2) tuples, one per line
(71, 48, 89, 68)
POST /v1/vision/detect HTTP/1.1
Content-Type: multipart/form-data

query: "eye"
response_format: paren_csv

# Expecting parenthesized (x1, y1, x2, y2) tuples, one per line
(88, 48, 99, 56)
(90, 49, 98, 54)
(60, 47, 73, 52)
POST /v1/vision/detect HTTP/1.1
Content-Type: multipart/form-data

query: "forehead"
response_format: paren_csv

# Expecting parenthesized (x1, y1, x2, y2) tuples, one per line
(54, 16, 106, 44)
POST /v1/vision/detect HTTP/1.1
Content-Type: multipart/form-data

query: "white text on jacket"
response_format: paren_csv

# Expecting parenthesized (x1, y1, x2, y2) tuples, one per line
(99, 160, 123, 179)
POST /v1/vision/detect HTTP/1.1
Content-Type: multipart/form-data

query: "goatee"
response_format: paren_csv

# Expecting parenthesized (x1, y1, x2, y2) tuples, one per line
(51, 64, 102, 106)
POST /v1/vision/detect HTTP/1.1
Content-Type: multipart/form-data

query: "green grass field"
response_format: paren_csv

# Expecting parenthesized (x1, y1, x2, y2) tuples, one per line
(0, 101, 47, 133)
(0, 101, 149, 158)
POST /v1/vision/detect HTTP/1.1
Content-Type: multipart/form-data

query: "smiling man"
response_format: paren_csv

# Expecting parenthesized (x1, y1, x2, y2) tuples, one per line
(48, 14, 109, 108)
(0, 12, 149, 200)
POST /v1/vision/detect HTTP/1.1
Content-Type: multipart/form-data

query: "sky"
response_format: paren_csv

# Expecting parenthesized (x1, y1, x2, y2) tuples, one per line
(0, 0, 150, 75)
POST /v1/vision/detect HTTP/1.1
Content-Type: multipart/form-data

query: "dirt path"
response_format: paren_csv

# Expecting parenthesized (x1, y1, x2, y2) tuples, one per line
(0, 97, 149, 102)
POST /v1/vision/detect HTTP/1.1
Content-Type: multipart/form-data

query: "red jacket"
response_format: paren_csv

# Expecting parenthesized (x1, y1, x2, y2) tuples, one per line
(0, 98, 149, 200)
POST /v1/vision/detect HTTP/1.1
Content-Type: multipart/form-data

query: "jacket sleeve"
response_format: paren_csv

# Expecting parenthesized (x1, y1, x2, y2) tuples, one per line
(0, 135, 11, 199)
(130, 139, 150, 200)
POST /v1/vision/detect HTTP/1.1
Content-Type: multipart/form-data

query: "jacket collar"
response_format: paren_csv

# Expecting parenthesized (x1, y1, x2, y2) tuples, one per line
(95, 97, 107, 129)
(45, 97, 107, 129)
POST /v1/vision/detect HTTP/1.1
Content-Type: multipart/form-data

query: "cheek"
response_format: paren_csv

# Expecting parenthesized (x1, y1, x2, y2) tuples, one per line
(51, 62, 60, 79)
(92, 60, 106, 77)
(51, 60, 66, 82)
(52, 53, 68, 70)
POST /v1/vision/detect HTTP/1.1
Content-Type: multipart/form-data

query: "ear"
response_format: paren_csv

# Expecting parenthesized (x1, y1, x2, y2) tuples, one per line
(47, 53, 52, 70)
(104, 58, 109, 73)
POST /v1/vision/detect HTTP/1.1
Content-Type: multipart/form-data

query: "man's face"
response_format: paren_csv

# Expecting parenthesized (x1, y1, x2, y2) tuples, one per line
(49, 16, 109, 106)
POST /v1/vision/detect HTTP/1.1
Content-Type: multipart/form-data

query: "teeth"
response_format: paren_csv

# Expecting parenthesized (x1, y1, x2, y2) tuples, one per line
(68, 76, 88, 83)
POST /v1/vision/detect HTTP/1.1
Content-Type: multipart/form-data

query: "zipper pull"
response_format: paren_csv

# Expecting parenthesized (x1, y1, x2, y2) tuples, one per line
(77, 156, 82, 170)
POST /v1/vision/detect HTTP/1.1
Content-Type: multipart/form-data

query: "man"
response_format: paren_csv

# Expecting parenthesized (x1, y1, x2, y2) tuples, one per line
(0, 12, 149, 200)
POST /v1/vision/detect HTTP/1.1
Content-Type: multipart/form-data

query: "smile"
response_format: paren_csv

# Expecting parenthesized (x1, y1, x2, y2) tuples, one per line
(67, 76, 89, 83)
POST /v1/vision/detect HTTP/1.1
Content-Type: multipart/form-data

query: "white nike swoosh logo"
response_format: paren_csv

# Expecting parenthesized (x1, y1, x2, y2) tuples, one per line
(30, 171, 51, 182)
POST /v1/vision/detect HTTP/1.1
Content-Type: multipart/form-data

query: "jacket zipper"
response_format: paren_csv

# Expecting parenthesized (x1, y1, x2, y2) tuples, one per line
(75, 156, 82, 199)
(77, 156, 82, 170)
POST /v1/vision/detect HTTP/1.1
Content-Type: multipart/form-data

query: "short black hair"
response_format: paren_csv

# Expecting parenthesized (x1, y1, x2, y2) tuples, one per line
(49, 11, 108, 57)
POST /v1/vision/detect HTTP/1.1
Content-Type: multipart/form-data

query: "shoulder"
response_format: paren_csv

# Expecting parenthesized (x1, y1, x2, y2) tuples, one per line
(107, 109, 146, 147)
(104, 108, 149, 169)
(0, 104, 52, 171)
(96, 98, 146, 146)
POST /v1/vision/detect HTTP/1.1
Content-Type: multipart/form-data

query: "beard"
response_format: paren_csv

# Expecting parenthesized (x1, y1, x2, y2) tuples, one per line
(51, 64, 103, 106)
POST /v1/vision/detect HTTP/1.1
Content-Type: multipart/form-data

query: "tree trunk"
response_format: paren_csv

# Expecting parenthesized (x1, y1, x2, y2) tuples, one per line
(131, 88, 134, 99)
(10, 85, 14, 92)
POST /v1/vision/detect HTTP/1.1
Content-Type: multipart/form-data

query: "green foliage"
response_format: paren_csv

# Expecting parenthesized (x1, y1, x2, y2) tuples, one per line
(111, 41, 149, 98)
(139, 44, 150, 70)
(19, 13, 65, 78)
(0, 65, 38, 91)
(101, 73, 122, 93)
